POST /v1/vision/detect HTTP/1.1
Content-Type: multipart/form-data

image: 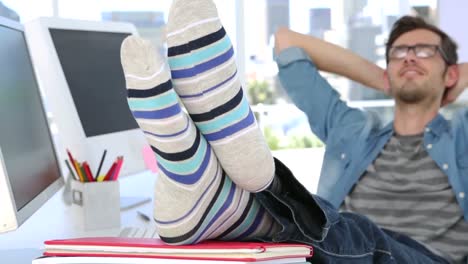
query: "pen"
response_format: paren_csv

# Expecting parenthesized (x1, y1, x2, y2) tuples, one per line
(137, 210, 151, 222)
(95, 149, 107, 181)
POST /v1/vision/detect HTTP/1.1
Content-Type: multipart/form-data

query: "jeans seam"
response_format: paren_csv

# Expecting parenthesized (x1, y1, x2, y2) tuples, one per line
(263, 188, 342, 243)
(306, 196, 340, 242)
(271, 191, 316, 242)
(312, 244, 375, 258)
(375, 249, 393, 257)
(312, 245, 394, 259)
(267, 190, 327, 242)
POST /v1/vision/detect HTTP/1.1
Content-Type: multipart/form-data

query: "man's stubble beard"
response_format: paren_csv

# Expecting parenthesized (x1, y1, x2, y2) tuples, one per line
(393, 80, 428, 104)
(391, 72, 445, 106)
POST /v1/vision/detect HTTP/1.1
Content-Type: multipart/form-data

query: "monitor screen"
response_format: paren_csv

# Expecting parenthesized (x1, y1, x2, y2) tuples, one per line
(49, 29, 138, 137)
(24, 18, 147, 178)
(0, 18, 63, 232)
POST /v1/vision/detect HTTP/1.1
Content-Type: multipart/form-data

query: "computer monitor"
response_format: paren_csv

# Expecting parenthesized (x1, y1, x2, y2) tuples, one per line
(0, 17, 64, 233)
(24, 18, 149, 178)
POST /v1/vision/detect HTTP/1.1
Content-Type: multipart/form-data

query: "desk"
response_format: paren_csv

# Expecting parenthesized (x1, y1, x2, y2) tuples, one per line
(0, 171, 157, 264)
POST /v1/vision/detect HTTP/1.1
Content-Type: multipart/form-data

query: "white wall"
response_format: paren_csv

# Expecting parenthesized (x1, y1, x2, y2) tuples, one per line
(438, 0, 468, 62)
(273, 148, 324, 194)
(438, 1, 468, 101)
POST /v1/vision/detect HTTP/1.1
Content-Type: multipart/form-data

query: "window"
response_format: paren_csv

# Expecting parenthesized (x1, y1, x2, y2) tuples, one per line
(8, 0, 465, 150)
(243, 0, 439, 150)
(1, 0, 53, 21)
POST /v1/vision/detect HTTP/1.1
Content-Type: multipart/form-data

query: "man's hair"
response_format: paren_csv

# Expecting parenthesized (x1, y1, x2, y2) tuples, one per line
(385, 16, 458, 65)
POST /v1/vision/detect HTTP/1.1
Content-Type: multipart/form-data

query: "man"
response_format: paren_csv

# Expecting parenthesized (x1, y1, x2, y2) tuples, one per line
(271, 16, 468, 263)
(120, 0, 467, 262)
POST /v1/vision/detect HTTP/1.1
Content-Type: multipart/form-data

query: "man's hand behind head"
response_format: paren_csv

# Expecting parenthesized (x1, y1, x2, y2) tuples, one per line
(442, 63, 467, 107)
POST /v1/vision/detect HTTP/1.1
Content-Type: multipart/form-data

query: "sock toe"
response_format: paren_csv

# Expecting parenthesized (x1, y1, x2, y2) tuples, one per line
(164, 0, 275, 192)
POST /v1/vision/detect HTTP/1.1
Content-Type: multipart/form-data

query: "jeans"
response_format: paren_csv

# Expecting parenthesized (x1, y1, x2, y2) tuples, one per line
(254, 158, 451, 264)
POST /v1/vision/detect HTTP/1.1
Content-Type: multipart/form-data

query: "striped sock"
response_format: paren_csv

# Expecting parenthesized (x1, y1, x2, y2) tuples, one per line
(120, 36, 279, 244)
(166, 0, 275, 193)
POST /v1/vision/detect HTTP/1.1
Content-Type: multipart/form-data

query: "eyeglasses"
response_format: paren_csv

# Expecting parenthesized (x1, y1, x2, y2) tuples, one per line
(388, 44, 449, 63)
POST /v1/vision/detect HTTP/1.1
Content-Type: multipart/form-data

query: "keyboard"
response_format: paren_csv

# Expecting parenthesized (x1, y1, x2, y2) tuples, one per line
(119, 225, 159, 239)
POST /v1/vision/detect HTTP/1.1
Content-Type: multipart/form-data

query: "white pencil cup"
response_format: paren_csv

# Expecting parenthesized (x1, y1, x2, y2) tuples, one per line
(70, 180, 121, 231)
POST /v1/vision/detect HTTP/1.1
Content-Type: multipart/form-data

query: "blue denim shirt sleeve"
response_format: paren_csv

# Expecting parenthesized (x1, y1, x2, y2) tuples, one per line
(452, 109, 468, 216)
(275, 48, 468, 220)
(275, 47, 367, 143)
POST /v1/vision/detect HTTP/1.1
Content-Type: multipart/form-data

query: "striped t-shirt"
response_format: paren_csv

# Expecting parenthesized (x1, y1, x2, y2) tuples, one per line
(341, 133, 468, 263)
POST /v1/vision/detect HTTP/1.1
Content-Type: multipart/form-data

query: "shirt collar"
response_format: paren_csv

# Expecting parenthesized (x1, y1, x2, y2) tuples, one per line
(378, 121, 394, 137)
(425, 113, 450, 137)
(377, 113, 449, 138)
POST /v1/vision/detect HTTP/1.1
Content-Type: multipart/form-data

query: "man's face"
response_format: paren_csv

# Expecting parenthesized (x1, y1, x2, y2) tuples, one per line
(385, 29, 452, 105)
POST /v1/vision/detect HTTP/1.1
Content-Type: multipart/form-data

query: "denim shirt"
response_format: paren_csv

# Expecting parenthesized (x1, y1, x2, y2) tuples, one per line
(276, 47, 468, 221)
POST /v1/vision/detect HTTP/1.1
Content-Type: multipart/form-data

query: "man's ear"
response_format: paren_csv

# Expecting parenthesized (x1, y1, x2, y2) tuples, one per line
(445, 64, 459, 88)
(383, 70, 391, 94)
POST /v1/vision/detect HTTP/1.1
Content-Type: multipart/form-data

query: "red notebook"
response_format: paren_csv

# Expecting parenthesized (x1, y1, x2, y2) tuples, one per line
(43, 237, 313, 262)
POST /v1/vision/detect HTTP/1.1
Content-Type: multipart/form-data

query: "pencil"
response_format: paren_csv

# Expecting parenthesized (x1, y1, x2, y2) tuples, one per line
(112, 156, 124, 181)
(74, 160, 84, 182)
(66, 149, 81, 180)
(82, 162, 94, 182)
(96, 174, 106, 182)
(64, 159, 78, 181)
(104, 162, 117, 182)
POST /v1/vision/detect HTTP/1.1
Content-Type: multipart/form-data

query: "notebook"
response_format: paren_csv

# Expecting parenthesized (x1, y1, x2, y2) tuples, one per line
(33, 256, 311, 264)
(40, 237, 313, 263)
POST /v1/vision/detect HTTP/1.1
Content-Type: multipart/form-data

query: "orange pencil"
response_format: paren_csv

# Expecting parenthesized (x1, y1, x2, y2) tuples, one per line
(74, 160, 84, 182)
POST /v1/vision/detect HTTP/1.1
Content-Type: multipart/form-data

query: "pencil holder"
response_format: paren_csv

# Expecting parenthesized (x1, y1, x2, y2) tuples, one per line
(70, 180, 121, 231)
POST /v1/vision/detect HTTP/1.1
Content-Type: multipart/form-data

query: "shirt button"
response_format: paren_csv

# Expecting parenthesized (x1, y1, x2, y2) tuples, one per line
(460, 192, 465, 199)
(426, 144, 433, 150)
(425, 127, 431, 133)
(341, 153, 346, 160)
(442, 163, 449, 170)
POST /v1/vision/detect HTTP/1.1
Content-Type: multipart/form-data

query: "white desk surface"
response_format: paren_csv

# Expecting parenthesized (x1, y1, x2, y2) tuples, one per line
(0, 171, 158, 264)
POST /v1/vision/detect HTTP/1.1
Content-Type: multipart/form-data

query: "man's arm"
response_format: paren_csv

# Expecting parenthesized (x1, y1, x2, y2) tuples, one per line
(275, 27, 386, 93)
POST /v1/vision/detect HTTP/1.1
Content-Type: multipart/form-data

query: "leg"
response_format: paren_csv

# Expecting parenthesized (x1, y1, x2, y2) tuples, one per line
(256, 158, 449, 263)
(165, 0, 275, 192)
(120, 36, 280, 244)
(121, 37, 445, 262)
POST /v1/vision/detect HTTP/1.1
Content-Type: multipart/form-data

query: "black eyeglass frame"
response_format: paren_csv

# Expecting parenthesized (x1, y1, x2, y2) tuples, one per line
(388, 44, 449, 64)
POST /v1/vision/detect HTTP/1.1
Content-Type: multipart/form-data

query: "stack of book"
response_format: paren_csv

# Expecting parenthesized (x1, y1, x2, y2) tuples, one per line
(33, 237, 313, 264)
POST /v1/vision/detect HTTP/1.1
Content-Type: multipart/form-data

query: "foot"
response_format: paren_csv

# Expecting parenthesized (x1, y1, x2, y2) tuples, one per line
(165, 0, 275, 192)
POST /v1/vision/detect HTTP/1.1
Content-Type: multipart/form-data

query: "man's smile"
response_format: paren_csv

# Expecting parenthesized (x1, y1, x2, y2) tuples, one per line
(399, 66, 424, 78)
